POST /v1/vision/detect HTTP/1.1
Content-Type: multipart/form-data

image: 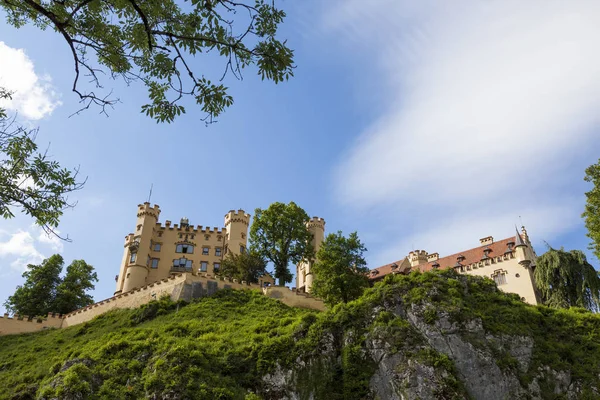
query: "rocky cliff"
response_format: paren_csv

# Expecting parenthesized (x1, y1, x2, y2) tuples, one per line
(262, 271, 600, 400)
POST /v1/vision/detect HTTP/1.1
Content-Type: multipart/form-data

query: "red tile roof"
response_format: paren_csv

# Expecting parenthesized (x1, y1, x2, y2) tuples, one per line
(369, 236, 518, 280)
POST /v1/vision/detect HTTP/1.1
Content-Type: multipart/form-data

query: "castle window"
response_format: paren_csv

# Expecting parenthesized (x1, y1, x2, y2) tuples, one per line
(157, 231, 163, 237)
(492, 270, 507, 286)
(154, 243, 161, 252)
(240, 245, 246, 254)
(137, 224, 142, 231)
(241, 233, 246, 239)
(217, 235, 222, 241)
(205, 234, 210, 241)
(215, 247, 222, 257)
(151, 259, 159, 269)
(176, 244, 194, 254)
(173, 257, 192, 270)
(129, 252, 137, 263)
(200, 262, 208, 272)
(202, 247, 209, 255)
(214, 263, 220, 273)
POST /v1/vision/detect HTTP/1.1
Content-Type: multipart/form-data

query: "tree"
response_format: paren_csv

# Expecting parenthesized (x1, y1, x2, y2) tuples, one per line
(310, 231, 369, 306)
(249, 201, 313, 286)
(4, 255, 98, 316)
(1, 0, 294, 123)
(0, 89, 84, 238)
(53, 259, 98, 314)
(219, 251, 267, 284)
(534, 246, 600, 312)
(4, 254, 64, 317)
(583, 158, 600, 262)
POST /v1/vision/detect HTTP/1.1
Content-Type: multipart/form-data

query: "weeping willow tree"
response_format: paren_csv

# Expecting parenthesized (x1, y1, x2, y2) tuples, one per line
(534, 247, 600, 312)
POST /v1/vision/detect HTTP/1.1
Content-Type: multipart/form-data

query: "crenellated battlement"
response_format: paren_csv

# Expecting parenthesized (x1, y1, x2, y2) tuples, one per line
(0, 312, 65, 335)
(307, 216, 326, 230)
(224, 209, 250, 226)
(155, 223, 224, 234)
(137, 202, 161, 219)
(409, 250, 428, 258)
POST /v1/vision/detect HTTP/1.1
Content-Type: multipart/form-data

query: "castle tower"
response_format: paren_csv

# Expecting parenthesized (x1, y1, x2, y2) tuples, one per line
(514, 226, 531, 268)
(115, 203, 160, 294)
(297, 217, 326, 293)
(224, 210, 250, 256)
(408, 250, 428, 268)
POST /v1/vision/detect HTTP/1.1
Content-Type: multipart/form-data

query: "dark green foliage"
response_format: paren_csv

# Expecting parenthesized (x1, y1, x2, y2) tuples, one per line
(1, 1, 294, 123)
(249, 202, 313, 286)
(310, 231, 369, 306)
(220, 251, 268, 284)
(0, 89, 84, 233)
(4, 255, 98, 316)
(583, 158, 600, 262)
(4, 255, 64, 317)
(534, 247, 600, 311)
(53, 259, 99, 315)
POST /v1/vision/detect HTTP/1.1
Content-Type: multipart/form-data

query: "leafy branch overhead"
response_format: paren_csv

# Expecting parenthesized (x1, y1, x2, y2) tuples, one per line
(0, 89, 85, 239)
(1, 0, 295, 123)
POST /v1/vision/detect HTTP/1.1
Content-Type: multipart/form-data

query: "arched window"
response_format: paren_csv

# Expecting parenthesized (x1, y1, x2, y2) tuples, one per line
(176, 244, 194, 254)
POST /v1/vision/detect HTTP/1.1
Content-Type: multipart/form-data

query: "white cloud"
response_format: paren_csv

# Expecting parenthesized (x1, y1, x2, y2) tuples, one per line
(37, 229, 65, 253)
(321, 1, 600, 263)
(0, 226, 64, 272)
(0, 41, 61, 120)
(0, 230, 45, 271)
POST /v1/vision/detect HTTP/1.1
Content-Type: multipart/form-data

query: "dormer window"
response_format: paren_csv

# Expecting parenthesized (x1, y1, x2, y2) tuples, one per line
(432, 262, 440, 269)
(370, 270, 379, 276)
(176, 244, 194, 254)
(457, 254, 466, 262)
(390, 263, 398, 271)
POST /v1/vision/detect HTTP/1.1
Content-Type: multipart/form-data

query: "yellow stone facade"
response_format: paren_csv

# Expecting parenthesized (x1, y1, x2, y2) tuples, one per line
(115, 203, 268, 295)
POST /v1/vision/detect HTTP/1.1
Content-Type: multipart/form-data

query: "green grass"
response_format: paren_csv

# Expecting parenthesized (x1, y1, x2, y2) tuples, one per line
(1, 270, 600, 399)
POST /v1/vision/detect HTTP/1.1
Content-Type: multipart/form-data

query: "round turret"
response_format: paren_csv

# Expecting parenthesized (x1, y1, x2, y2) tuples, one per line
(224, 209, 251, 255)
(303, 217, 326, 293)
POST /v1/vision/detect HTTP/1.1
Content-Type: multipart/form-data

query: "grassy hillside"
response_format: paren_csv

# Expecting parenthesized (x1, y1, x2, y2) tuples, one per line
(0, 290, 315, 399)
(1, 270, 600, 399)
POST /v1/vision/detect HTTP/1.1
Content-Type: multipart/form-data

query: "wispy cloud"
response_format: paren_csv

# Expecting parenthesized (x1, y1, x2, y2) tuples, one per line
(321, 1, 600, 263)
(0, 41, 61, 119)
(0, 230, 45, 271)
(0, 226, 64, 272)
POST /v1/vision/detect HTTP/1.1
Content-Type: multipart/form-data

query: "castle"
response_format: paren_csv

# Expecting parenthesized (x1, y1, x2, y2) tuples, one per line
(0, 202, 541, 336)
(114, 203, 276, 295)
(367, 227, 541, 305)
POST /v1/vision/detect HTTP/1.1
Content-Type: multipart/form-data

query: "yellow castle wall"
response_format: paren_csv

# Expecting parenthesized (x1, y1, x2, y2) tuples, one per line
(263, 286, 326, 311)
(63, 273, 321, 329)
(457, 256, 539, 305)
(0, 313, 64, 336)
(116, 204, 251, 295)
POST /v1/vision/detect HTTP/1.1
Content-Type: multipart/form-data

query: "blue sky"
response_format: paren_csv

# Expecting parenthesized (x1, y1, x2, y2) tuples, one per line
(1, 0, 599, 312)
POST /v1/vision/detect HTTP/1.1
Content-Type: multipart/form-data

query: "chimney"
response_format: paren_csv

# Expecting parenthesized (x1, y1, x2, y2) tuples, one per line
(479, 236, 493, 246)
(427, 253, 439, 262)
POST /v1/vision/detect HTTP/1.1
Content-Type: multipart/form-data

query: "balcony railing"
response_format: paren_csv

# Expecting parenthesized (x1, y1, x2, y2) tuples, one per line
(170, 266, 192, 274)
